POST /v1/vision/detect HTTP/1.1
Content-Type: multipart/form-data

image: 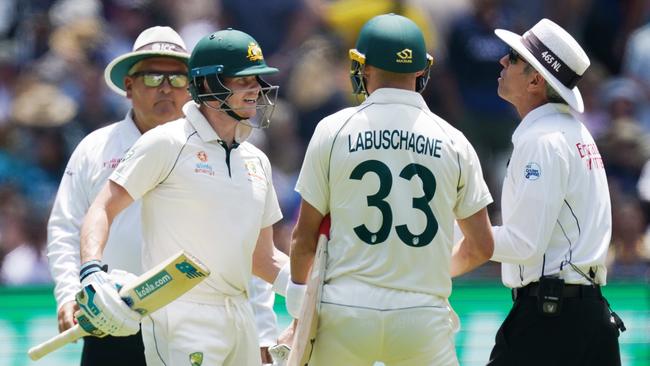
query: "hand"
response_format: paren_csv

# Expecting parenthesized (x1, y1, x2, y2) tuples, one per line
(277, 319, 296, 346)
(57, 301, 79, 332)
(76, 264, 141, 337)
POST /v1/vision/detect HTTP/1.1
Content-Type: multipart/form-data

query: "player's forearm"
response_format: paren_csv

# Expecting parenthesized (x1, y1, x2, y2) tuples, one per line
(452, 208, 494, 277)
(289, 230, 318, 284)
(451, 238, 491, 277)
(79, 205, 112, 263)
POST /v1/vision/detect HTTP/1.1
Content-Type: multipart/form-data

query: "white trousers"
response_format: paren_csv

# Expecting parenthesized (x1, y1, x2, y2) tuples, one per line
(142, 296, 261, 366)
(309, 279, 459, 366)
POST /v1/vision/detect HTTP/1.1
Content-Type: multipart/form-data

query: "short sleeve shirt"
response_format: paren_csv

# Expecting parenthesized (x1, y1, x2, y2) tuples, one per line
(111, 102, 282, 297)
(296, 88, 492, 298)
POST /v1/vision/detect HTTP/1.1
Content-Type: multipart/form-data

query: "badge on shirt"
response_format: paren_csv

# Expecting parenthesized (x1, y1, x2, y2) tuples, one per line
(524, 162, 541, 181)
(189, 351, 203, 366)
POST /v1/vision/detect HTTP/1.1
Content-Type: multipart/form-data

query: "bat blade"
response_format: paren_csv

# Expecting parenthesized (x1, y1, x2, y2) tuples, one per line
(287, 215, 330, 366)
(28, 250, 210, 361)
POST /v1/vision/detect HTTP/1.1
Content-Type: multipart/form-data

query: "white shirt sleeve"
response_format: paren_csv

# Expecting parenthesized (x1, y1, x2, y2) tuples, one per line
(492, 135, 569, 264)
(249, 276, 278, 347)
(260, 155, 283, 228)
(295, 121, 331, 215)
(110, 129, 176, 200)
(454, 139, 493, 219)
(46, 142, 91, 309)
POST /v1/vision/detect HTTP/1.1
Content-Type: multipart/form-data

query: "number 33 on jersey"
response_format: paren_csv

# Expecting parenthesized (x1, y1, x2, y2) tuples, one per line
(295, 89, 492, 296)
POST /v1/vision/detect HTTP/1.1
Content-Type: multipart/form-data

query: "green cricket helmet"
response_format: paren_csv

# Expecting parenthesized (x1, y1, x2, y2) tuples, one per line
(188, 29, 279, 128)
(350, 13, 433, 96)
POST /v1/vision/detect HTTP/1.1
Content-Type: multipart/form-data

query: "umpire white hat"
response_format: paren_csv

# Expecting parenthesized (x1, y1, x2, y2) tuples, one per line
(495, 18, 590, 113)
(104, 26, 190, 96)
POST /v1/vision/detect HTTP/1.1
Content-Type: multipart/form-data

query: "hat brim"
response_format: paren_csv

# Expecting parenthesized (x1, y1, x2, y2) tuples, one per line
(494, 29, 584, 113)
(104, 50, 190, 96)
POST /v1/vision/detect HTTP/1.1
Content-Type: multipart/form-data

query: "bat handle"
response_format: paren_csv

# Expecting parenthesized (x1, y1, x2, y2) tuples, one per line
(28, 325, 88, 361)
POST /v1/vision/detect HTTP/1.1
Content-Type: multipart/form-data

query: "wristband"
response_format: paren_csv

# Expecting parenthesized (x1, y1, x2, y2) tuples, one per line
(286, 281, 307, 319)
(272, 262, 290, 297)
(80, 260, 107, 282)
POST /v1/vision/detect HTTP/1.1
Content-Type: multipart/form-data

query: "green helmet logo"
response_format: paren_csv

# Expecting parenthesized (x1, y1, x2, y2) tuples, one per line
(188, 29, 279, 128)
(350, 13, 433, 96)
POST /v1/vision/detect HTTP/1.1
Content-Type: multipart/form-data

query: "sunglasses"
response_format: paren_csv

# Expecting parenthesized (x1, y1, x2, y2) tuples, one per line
(508, 48, 525, 64)
(130, 71, 189, 88)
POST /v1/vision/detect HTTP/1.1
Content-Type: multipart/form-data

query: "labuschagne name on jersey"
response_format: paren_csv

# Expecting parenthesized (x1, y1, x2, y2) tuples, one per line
(348, 129, 443, 158)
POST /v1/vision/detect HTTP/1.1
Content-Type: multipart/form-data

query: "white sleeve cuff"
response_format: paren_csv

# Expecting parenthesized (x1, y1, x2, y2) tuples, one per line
(272, 262, 290, 297)
(285, 281, 307, 319)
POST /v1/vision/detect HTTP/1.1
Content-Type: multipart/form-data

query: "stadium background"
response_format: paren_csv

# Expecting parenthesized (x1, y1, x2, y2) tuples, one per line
(0, 0, 648, 365)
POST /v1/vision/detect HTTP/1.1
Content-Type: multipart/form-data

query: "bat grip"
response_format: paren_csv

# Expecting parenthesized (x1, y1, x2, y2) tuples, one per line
(28, 325, 88, 361)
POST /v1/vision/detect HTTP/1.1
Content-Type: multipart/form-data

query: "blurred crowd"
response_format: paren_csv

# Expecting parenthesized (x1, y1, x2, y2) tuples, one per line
(0, 0, 649, 285)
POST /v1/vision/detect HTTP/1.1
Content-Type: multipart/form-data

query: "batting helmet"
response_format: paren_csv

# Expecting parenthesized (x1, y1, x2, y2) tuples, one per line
(188, 29, 279, 128)
(349, 13, 433, 96)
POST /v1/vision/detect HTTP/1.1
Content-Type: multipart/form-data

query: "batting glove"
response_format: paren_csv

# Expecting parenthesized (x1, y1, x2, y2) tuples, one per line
(285, 281, 306, 319)
(107, 269, 138, 291)
(76, 260, 141, 337)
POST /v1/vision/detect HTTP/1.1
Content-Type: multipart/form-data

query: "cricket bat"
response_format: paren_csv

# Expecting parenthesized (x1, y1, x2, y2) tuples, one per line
(287, 215, 330, 366)
(28, 250, 210, 361)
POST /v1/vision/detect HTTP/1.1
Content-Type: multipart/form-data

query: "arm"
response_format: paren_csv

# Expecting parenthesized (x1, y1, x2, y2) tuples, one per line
(451, 208, 494, 277)
(491, 136, 567, 265)
(252, 225, 289, 284)
(47, 144, 89, 332)
(80, 180, 134, 263)
(289, 199, 324, 284)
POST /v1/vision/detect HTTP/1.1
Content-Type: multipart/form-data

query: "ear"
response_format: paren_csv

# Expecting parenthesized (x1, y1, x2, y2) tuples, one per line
(527, 72, 546, 93)
(124, 77, 133, 99)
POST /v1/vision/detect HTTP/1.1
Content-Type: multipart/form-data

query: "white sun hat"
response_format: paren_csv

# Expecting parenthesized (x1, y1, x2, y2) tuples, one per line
(104, 26, 190, 96)
(495, 18, 590, 113)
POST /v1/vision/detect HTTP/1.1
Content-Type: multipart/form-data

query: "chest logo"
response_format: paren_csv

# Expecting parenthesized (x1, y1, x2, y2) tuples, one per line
(195, 151, 214, 176)
(524, 162, 541, 181)
(244, 160, 265, 182)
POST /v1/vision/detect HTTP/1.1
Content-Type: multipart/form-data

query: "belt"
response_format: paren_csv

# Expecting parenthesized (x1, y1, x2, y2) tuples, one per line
(511, 282, 602, 301)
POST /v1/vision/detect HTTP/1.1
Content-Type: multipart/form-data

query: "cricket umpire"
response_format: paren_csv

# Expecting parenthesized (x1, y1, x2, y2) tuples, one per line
(487, 18, 625, 365)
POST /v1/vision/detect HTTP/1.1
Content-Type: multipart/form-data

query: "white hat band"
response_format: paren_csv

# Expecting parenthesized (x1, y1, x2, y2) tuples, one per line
(135, 41, 187, 53)
(521, 33, 582, 89)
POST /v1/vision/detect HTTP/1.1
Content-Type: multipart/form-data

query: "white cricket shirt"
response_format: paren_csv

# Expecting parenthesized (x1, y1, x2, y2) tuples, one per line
(111, 102, 282, 299)
(492, 103, 612, 287)
(296, 88, 492, 300)
(47, 112, 143, 309)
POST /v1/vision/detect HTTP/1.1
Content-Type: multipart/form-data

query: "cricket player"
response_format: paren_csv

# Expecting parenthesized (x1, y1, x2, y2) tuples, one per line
(46, 26, 190, 365)
(289, 14, 494, 365)
(485, 19, 624, 365)
(57, 27, 288, 365)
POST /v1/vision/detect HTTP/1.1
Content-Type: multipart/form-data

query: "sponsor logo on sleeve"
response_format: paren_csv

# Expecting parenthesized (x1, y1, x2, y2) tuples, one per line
(524, 162, 541, 180)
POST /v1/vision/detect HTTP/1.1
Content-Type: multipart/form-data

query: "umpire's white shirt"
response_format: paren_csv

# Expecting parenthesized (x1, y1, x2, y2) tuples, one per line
(296, 88, 492, 302)
(492, 103, 611, 288)
(111, 102, 282, 300)
(47, 111, 143, 309)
